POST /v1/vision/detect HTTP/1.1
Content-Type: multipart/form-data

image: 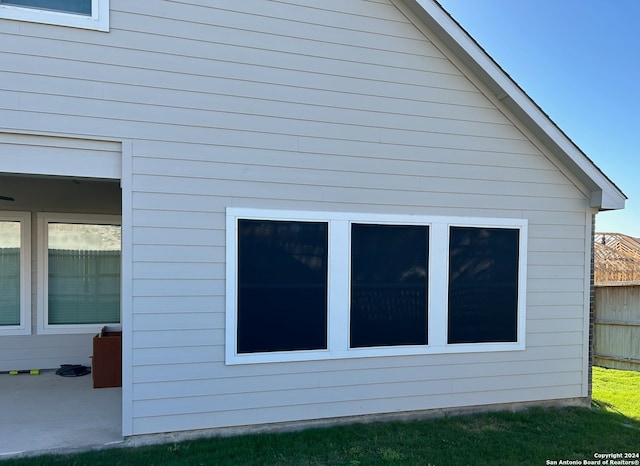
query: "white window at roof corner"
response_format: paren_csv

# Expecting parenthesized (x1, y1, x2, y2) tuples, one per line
(0, 212, 31, 336)
(37, 213, 121, 335)
(0, 0, 109, 31)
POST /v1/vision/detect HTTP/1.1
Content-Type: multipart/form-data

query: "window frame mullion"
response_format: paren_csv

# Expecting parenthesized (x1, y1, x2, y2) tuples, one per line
(327, 219, 349, 355)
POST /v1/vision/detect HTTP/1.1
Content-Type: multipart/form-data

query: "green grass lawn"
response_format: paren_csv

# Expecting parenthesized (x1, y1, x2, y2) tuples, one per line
(592, 365, 640, 420)
(4, 367, 639, 466)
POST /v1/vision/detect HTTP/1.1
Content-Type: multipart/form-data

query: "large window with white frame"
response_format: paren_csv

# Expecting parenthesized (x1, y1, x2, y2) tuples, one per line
(447, 226, 520, 344)
(0, 211, 31, 336)
(350, 223, 429, 348)
(37, 213, 121, 334)
(0, 0, 108, 31)
(226, 208, 528, 365)
(236, 219, 329, 354)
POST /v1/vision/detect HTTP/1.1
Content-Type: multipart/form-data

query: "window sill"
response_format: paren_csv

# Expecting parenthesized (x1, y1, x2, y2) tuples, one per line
(226, 341, 525, 365)
(0, 325, 32, 336)
(37, 323, 116, 335)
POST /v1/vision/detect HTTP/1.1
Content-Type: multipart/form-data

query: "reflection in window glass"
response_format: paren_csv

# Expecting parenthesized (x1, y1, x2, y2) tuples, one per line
(48, 223, 121, 325)
(448, 227, 519, 344)
(0, 221, 21, 326)
(350, 223, 429, 348)
(237, 219, 328, 353)
(0, 0, 91, 15)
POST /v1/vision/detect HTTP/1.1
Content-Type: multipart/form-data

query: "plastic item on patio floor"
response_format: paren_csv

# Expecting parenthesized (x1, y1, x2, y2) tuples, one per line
(56, 364, 91, 377)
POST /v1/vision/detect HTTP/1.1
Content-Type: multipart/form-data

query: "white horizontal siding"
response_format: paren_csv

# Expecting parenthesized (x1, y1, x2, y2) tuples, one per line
(131, 187, 584, 214)
(131, 146, 550, 177)
(132, 244, 224, 264)
(529, 305, 585, 320)
(116, 1, 434, 52)
(131, 384, 583, 434)
(132, 346, 222, 367)
(131, 344, 584, 383)
(0, 0, 594, 436)
(128, 372, 582, 423)
(130, 369, 583, 413)
(132, 159, 579, 200)
(133, 296, 223, 314)
(133, 262, 224, 280)
(133, 313, 223, 331)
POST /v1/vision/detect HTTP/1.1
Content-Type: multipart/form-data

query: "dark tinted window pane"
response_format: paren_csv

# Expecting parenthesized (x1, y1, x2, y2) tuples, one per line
(237, 219, 328, 353)
(350, 223, 428, 348)
(448, 227, 519, 344)
(1, 0, 91, 15)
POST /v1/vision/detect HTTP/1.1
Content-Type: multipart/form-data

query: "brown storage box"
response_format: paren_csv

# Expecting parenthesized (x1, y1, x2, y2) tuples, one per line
(92, 329, 122, 388)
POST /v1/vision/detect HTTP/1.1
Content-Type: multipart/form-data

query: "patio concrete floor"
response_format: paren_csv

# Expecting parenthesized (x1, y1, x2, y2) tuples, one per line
(0, 370, 122, 459)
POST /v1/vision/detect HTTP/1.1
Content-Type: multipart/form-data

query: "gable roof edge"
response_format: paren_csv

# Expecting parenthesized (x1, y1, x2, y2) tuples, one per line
(399, 0, 626, 211)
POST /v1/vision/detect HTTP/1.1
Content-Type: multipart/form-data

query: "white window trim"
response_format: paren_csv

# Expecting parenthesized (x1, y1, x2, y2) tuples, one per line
(0, 0, 109, 31)
(37, 212, 121, 335)
(226, 208, 527, 365)
(0, 211, 31, 336)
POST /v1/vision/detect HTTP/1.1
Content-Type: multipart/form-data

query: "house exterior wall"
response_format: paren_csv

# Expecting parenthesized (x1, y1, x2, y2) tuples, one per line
(0, 0, 593, 436)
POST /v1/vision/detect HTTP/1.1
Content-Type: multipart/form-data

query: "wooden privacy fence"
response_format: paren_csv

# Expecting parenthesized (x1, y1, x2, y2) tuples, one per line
(594, 283, 640, 372)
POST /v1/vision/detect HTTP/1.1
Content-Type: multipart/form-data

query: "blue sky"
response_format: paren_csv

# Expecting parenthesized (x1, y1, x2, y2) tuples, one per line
(437, 0, 639, 237)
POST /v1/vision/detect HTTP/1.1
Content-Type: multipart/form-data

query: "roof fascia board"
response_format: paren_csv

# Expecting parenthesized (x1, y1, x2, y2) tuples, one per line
(398, 0, 626, 211)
